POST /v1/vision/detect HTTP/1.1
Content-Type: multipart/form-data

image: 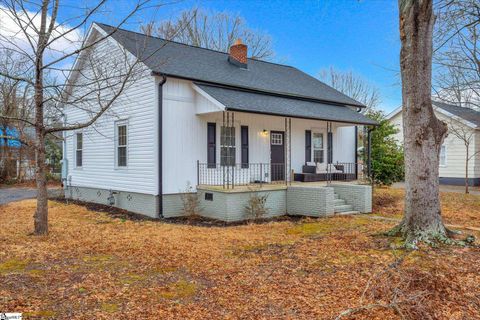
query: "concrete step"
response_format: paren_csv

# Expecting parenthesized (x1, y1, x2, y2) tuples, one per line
(333, 199, 346, 206)
(334, 204, 354, 213)
(336, 210, 360, 216)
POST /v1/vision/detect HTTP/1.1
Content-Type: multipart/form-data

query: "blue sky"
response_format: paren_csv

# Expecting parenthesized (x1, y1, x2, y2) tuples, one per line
(51, 0, 402, 112)
(138, 0, 402, 112)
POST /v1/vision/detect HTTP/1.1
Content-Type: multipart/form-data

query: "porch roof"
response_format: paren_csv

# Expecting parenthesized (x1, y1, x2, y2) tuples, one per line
(195, 83, 378, 126)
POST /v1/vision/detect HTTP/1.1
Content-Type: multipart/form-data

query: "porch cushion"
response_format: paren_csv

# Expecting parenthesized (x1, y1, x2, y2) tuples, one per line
(328, 164, 343, 173)
(316, 162, 327, 173)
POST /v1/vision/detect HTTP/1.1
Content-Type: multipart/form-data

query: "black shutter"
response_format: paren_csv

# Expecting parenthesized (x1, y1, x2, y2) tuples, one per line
(207, 123, 216, 168)
(241, 126, 249, 168)
(327, 132, 333, 164)
(305, 130, 311, 163)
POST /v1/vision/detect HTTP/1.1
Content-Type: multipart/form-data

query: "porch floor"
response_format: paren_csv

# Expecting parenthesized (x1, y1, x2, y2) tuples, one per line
(197, 180, 368, 193)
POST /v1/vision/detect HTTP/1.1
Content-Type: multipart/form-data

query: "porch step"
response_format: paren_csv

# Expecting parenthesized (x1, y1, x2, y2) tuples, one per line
(333, 199, 345, 206)
(336, 210, 361, 216)
(334, 204, 354, 213)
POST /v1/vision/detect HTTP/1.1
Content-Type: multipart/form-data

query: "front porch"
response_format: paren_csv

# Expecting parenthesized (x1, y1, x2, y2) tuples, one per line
(197, 182, 372, 222)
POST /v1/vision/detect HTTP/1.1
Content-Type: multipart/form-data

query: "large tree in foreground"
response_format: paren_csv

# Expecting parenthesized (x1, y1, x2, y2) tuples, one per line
(392, 0, 449, 246)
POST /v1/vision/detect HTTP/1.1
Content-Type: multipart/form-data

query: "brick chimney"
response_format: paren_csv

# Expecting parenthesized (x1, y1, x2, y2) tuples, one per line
(228, 39, 248, 68)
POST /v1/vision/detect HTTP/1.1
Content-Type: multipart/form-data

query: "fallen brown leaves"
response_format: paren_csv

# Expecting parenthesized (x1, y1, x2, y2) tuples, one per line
(374, 187, 480, 230)
(0, 190, 479, 319)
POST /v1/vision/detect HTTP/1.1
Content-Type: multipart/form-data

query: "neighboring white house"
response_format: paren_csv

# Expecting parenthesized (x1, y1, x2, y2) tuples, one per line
(388, 101, 480, 186)
(62, 23, 376, 220)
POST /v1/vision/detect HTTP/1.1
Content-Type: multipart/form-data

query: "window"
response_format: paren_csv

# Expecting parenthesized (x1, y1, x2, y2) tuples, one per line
(313, 132, 324, 163)
(220, 126, 235, 166)
(116, 122, 128, 167)
(271, 132, 283, 145)
(440, 144, 446, 166)
(76, 132, 83, 167)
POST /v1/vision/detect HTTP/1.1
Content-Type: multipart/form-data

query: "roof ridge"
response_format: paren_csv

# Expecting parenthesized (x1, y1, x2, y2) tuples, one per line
(94, 22, 293, 69)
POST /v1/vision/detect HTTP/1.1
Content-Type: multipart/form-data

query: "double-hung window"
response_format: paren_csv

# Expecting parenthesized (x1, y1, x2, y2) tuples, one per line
(220, 126, 235, 166)
(76, 132, 83, 167)
(312, 132, 324, 163)
(116, 122, 128, 167)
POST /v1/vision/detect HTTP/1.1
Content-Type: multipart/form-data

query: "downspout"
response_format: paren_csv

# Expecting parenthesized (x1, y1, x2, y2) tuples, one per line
(61, 113, 68, 190)
(354, 126, 358, 179)
(156, 73, 167, 218)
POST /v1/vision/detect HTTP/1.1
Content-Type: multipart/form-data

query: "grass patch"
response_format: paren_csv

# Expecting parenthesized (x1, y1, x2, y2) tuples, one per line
(159, 279, 197, 300)
(119, 273, 147, 285)
(101, 303, 119, 313)
(28, 269, 46, 277)
(82, 254, 113, 264)
(24, 310, 56, 318)
(0, 259, 29, 275)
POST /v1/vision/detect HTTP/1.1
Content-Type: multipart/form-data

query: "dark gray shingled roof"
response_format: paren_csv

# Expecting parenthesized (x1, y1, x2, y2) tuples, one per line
(433, 101, 480, 128)
(95, 23, 366, 108)
(196, 83, 377, 125)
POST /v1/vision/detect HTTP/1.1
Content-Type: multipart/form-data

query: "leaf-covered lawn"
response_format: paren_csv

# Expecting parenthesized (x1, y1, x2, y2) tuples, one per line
(374, 187, 480, 229)
(0, 189, 479, 319)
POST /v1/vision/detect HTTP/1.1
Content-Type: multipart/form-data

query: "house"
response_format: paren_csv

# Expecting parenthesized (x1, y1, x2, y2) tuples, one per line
(388, 101, 480, 186)
(62, 23, 377, 221)
(0, 127, 35, 181)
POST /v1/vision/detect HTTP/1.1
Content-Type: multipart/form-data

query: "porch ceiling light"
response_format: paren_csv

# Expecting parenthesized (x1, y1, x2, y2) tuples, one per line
(261, 129, 268, 137)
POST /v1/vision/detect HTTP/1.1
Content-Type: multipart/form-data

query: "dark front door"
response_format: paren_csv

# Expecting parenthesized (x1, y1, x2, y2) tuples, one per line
(270, 131, 285, 181)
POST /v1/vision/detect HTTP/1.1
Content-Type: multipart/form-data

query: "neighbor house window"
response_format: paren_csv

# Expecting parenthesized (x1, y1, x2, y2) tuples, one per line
(220, 126, 235, 166)
(440, 144, 446, 166)
(116, 122, 128, 167)
(313, 132, 324, 163)
(76, 132, 83, 167)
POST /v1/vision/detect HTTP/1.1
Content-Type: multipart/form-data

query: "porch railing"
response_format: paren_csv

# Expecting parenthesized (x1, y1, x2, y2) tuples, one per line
(327, 162, 359, 182)
(197, 162, 286, 189)
(197, 161, 367, 189)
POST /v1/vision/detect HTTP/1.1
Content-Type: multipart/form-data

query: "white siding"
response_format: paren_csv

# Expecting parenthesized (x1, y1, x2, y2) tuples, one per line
(162, 78, 357, 194)
(389, 110, 480, 179)
(64, 32, 158, 194)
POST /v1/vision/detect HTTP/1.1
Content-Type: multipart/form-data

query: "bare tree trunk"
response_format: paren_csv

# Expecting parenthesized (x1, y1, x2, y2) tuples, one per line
(33, 0, 49, 235)
(34, 131, 48, 235)
(393, 0, 448, 245)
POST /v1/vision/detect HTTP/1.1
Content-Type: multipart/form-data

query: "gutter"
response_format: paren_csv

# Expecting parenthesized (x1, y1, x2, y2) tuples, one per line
(156, 73, 167, 218)
(224, 108, 378, 126)
(153, 73, 367, 109)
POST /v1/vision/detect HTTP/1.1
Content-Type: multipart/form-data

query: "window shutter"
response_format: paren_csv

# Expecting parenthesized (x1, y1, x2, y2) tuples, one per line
(207, 123, 216, 168)
(241, 126, 249, 168)
(327, 132, 333, 164)
(305, 130, 311, 163)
